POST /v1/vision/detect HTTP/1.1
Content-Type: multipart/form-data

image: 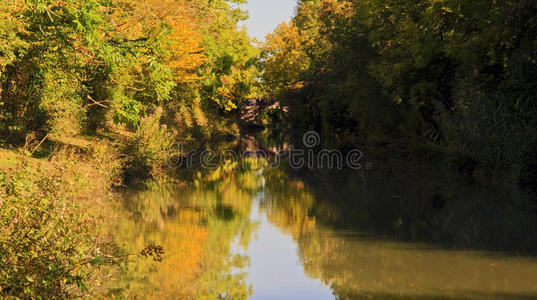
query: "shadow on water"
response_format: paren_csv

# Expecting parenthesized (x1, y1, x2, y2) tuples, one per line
(254, 131, 537, 298)
(254, 128, 537, 256)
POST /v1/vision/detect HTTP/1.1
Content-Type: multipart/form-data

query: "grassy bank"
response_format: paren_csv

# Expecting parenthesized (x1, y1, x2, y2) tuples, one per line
(0, 136, 123, 298)
(0, 116, 241, 298)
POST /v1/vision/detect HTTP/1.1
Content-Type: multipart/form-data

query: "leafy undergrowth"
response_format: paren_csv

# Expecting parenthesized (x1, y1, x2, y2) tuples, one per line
(0, 138, 122, 298)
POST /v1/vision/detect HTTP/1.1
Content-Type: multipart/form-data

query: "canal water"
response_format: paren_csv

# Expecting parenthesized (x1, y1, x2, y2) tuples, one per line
(106, 131, 537, 299)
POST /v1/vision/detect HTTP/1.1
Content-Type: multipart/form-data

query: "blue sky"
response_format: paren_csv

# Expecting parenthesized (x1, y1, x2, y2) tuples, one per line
(240, 0, 297, 42)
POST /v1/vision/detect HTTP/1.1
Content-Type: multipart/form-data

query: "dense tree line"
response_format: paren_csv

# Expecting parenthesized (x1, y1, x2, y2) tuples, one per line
(0, 0, 260, 145)
(262, 0, 537, 187)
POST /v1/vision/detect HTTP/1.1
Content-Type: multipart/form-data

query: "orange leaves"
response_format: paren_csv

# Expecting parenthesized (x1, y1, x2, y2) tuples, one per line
(110, 0, 206, 82)
(0, 1, 29, 73)
(262, 21, 312, 91)
(321, 0, 354, 18)
(164, 19, 206, 82)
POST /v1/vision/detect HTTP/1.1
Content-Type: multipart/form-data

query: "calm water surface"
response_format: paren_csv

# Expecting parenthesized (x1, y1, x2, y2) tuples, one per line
(107, 133, 537, 299)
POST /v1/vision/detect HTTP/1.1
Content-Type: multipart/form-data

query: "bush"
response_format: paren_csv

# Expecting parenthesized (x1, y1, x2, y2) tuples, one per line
(0, 164, 96, 297)
(39, 68, 86, 138)
(123, 108, 175, 181)
(0, 137, 121, 298)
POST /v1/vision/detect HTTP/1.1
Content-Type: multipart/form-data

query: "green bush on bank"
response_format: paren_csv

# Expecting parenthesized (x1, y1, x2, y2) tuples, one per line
(123, 108, 175, 182)
(0, 143, 121, 298)
(0, 162, 94, 297)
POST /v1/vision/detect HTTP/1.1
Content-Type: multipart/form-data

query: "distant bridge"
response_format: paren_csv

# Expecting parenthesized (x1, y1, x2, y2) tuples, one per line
(239, 98, 284, 125)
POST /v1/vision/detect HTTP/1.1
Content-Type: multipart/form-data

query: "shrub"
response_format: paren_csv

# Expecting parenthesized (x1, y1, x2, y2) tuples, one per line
(0, 138, 121, 298)
(39, 69, 86, 138)
(0, 162, 98, 298)
(123, 107, 175, 181)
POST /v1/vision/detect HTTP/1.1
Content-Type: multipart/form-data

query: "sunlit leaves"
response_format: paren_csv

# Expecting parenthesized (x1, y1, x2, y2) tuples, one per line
(262, 21, 312, 93)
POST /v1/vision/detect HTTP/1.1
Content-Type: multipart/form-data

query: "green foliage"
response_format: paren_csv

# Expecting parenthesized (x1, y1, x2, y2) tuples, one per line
(0, 163, 91, 297)
(1, 0, 107, 141)
(263, 0, 537, 183)
(197, 0, 261, 111)
(0, 2, 28, 75)
(111, 90, 142, 130)
(123, 108, 175, 181)
(1, 0, 257, 145)
(0, 144, 121, 298)
(262, 21, 312, 94)
(254, 108, 285, 125)
(39, 67, 86, 137)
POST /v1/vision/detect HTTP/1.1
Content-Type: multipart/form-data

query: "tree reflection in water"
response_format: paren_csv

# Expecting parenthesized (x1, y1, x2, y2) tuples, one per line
(105, 135, 537, 299)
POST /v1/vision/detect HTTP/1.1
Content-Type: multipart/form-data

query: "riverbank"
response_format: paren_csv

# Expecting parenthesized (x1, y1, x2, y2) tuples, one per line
(0, 118, 243, 298)
(0, 135, 124, 298)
